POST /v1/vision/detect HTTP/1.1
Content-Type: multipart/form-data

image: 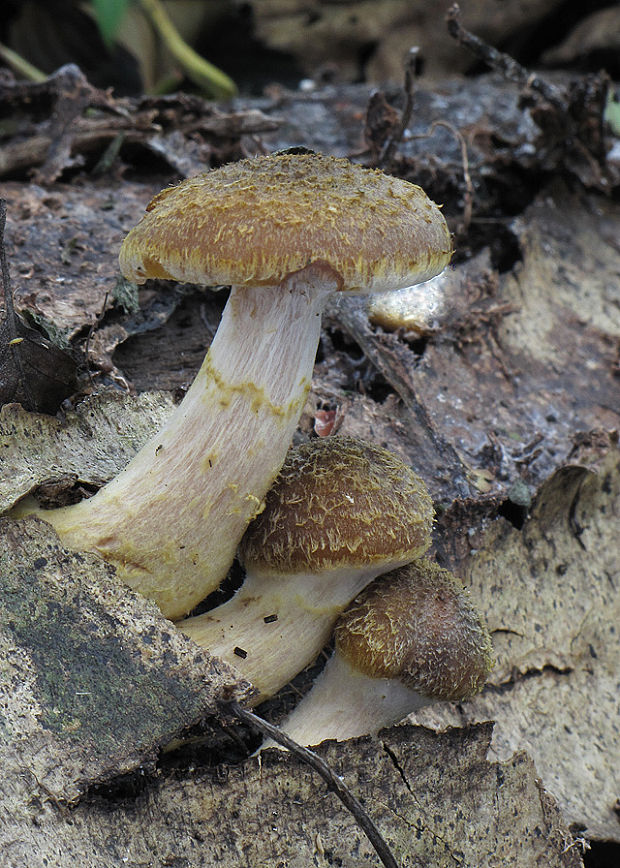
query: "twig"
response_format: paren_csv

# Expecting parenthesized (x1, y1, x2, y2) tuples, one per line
(229, 701, 400, 868)
(0, 201, 17, 336)
(446, 4, 567, 112)
(446, 3, 615, 191)
(0, 199, 35, 409)
(84, 289, 109, 387)
(379, 47, 419, 170)
(374, 44, 472, 233)
(410, 120, 473, 235)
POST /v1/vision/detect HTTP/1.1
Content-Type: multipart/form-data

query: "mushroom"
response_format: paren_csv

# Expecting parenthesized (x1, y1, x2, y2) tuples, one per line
(178, 435, 434, 703)
(265, 559, 493, 747)
(16, 153, 451, 620)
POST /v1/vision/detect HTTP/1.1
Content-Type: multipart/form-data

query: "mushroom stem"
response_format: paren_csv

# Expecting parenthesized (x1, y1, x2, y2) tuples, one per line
(263, 652, 431, 747)
(18, 264, 339, 619)
(262, 560, 494, 748)
(178, 559, 413, 702)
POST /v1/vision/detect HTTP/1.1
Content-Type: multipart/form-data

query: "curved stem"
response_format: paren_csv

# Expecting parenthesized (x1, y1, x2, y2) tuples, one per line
(0, 42, 46, 82)
(269, 652, 429, 747)
(20, 268, 336, 618)
(139, 0, 237, 98)
(179, 558, 413, 701)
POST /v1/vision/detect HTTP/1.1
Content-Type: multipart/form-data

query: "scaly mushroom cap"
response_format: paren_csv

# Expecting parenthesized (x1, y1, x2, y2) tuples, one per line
(239, 436, 434, 574)
(335, 560, 494, 701)
(118, 153, 452, 291)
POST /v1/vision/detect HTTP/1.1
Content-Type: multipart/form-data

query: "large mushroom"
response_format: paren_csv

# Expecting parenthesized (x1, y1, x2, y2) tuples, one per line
(264, 559, 494, 747)
(179, 436, 434, 702)
(16, 153, 451, 619)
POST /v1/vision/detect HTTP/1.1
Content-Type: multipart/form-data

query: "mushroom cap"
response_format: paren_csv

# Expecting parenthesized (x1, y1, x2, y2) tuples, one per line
(335, 560, 494, 701)
(118, 153, 452, 292)
(239, 436, 433, 574)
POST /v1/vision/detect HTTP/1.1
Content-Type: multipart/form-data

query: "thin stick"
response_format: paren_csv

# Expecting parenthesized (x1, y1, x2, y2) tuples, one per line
(230, 702, 399, 868)
(0, 201, 17, 333)
(379, 47, 419, 170)
(0, 200, 35, 409)
(445, 4, 567, 112)
(376, 43, 472, 233)
(83, 289, 109, 387)
(409, 120, 473, 235)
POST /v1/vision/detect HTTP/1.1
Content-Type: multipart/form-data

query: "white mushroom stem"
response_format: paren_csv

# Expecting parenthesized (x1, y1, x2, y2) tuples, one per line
(261, 652, 431, 748)
(16, 263, 339, 619)
(260, 559, 494, 749)
(178, 559, 412, 703)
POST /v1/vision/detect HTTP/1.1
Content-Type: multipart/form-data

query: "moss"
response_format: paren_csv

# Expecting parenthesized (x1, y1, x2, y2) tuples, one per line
(0, 528, 210, 760)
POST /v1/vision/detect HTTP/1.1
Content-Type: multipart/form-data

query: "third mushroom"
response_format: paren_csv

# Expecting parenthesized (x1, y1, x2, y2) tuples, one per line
(264, 559, 494, 747)
(178, 435, 434, 702)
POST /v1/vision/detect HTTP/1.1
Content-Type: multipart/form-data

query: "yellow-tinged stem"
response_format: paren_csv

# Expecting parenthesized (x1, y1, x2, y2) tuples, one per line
(18, 269, 337, 619)
(178, 558, 414, 703)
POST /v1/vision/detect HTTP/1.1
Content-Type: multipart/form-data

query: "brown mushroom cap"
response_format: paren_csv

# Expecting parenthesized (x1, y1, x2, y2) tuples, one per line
(119, 153, 452, 291)
(335, 560, 494, 701)
(239, 436, 434, 574)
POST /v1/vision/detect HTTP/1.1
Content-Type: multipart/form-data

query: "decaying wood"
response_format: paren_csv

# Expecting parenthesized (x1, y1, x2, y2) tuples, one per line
(0, 517, 253, 806)
(426, 438, 620, 842)
(446, 4, 614, 192)
(0, 721, 584, 868)
(231, 702, 399, 868)
(0, 391, 176, 511)
(324, 178, 620, 506)
(0, 35, 618, 864)
(0, 200, 77, 412)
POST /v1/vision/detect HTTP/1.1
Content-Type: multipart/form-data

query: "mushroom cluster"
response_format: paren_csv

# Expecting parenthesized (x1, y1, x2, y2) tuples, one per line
(179, 435, 434, 703)
(177, 434, 493, 744)
(15, 152, 452, 620)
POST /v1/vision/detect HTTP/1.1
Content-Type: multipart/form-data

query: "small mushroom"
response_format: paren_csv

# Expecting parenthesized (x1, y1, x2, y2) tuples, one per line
(16, 153, 450, 619)
(266, 559, 493, 747)
(178, 436, 434, 703)
(367, 271, 450, 337)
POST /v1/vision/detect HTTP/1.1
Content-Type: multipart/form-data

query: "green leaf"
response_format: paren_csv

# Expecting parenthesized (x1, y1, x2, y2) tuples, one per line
(604, 89, 620, 137)
(91, 0, 131, 49)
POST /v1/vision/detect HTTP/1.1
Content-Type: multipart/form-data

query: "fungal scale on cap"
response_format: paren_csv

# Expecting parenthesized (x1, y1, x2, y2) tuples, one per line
(239, 435, 434, 574)
(336, 559, 494, 701)
(119, 153, 452, 291)
(179, 436, 434, 702)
